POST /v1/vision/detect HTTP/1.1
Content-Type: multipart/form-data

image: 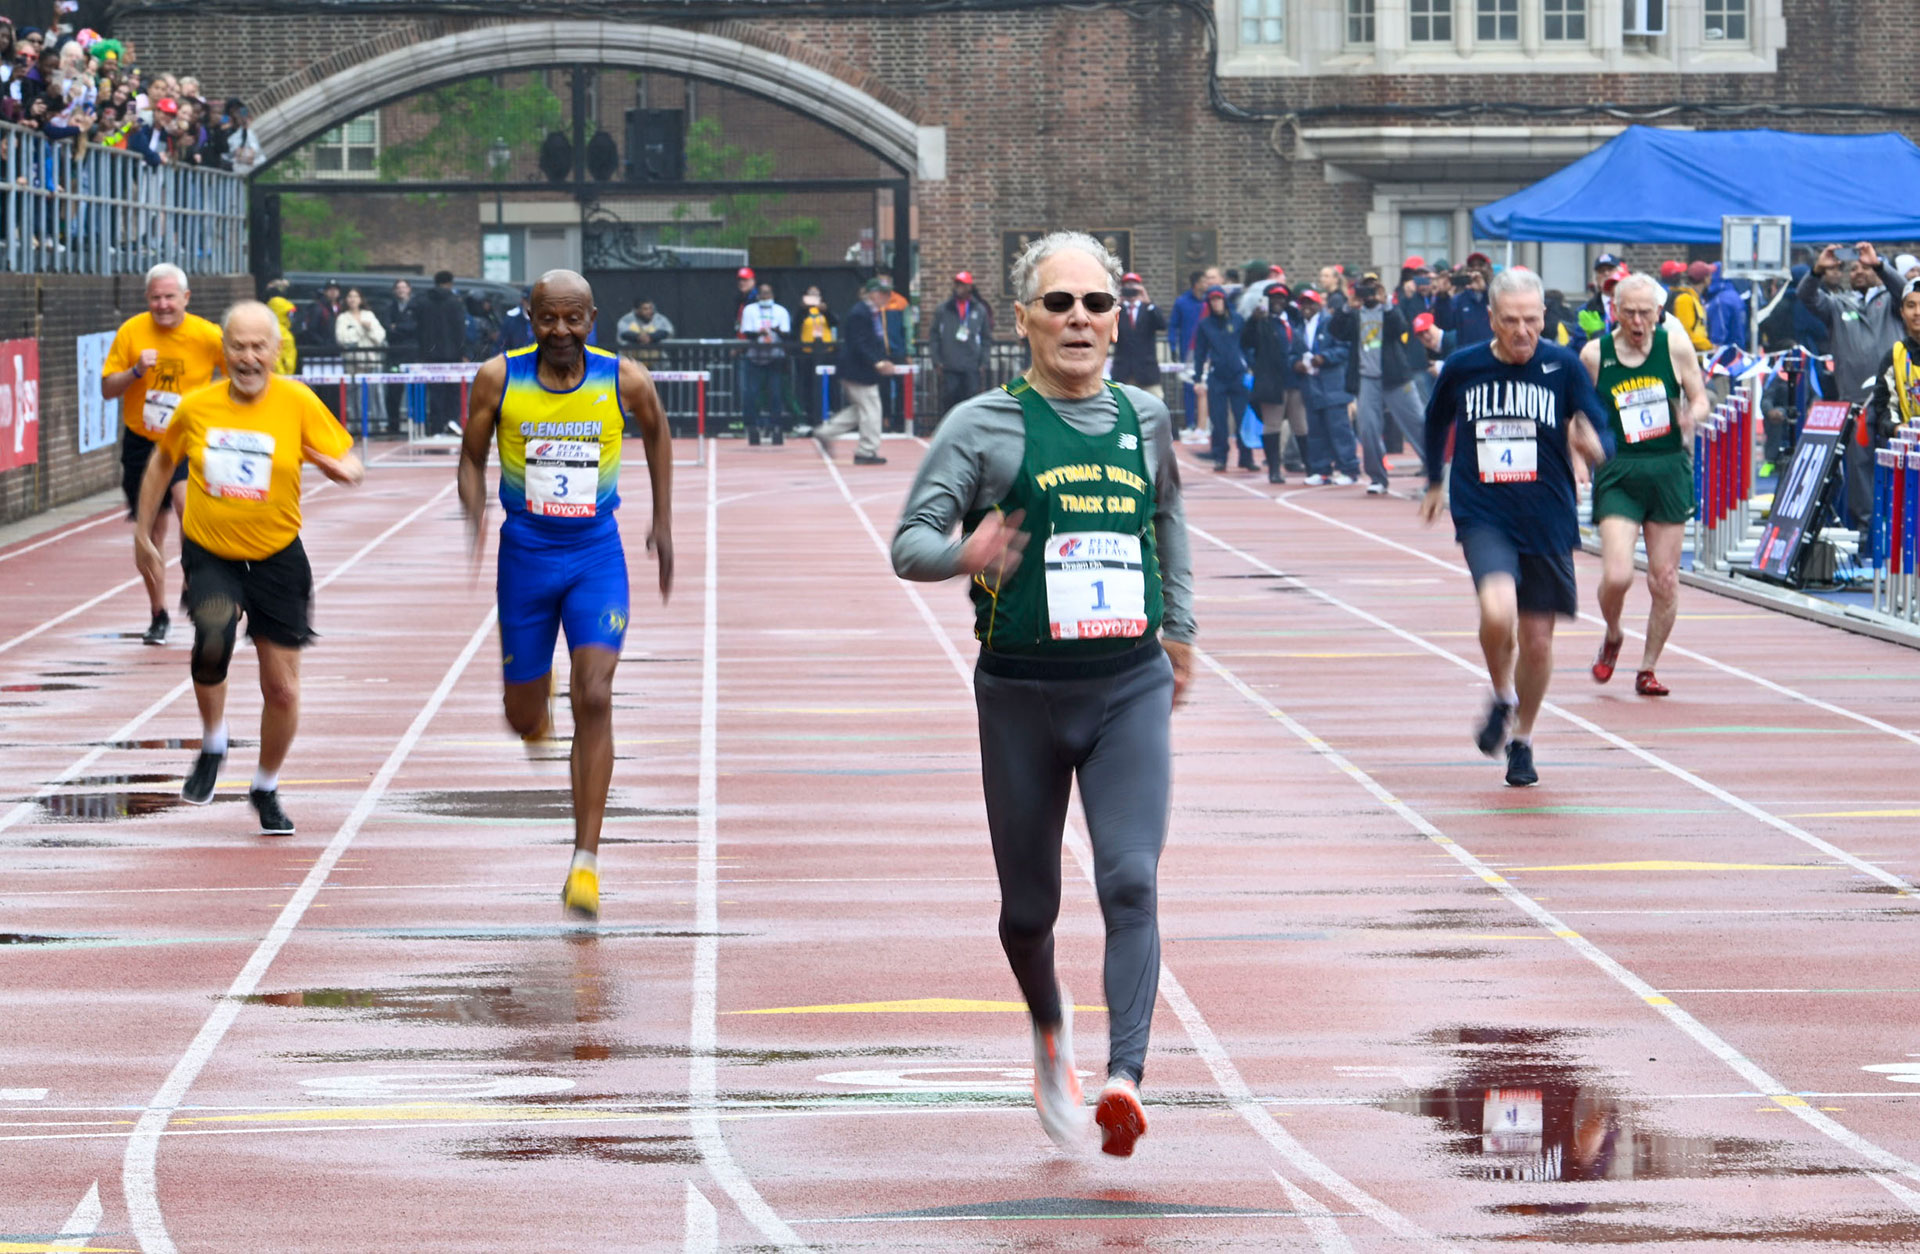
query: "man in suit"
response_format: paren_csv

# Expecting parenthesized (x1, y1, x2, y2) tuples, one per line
(1292, 287, 1359, 484)
(1111, 272, 1167, 398)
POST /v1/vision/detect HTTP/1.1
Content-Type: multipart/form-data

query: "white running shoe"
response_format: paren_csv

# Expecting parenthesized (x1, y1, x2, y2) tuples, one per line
(1332, 471, 1357, 485)
(1366, 482, 1389, 495)
(1302, 473, 1329, 486)
(1031, 985, 1088, 1152)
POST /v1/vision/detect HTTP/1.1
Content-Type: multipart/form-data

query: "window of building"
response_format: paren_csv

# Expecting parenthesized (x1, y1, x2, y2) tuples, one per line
(1240, 0, 1285, 45)
(1409, 0, 1452, 43)
(1404, 212, 1453, 266)
(1703, 0, 1746, 41)
(1347, 0, 1376, 45)
(313, 113, 380, 178)
(1475, 0, 1518, 41)
(1543, 0, 1586, 41)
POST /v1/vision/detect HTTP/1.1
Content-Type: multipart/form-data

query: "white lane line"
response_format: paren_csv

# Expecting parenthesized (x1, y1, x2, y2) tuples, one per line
(688, 445, 810, 1251)
(683, 1181, 719, 1254)
(817, 448, 1450, 1250)
(1195, 642, 1920, 1190)
(1271, 1170, 1357, 1254)
(120, 605, 498, 1254)
(50, 1180, 102, 1252)
(1243, 483, 1920, 752)
(0, 509, 119, 564)
(1871, 1173, 1920, 1216)
(0, 483, 460, 842)
(1189, 522, 1920, 898)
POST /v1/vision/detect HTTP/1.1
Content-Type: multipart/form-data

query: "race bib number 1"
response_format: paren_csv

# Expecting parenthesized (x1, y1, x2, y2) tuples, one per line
(203, 429, 275, 502)
(1616, 383, 1672, 444)
(525, 439, 599, 518)
(1044, 531, 1147, 640)
(143, 390, 181, 435)
(1476, 419, 1538, 484)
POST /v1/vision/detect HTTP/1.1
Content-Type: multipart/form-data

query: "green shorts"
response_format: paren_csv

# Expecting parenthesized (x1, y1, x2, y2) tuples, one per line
(1593, 453, 1694, 525)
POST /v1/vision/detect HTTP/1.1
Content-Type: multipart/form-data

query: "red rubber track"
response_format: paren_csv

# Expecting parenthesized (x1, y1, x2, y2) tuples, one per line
(3, 438, 1919, 1252)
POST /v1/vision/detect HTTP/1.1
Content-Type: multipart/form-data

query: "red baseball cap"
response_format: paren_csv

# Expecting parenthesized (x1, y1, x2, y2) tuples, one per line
(737, 267, 755, 280)
(156, 98, 178, 114)
(953, 270, 974, 285)
(1658, 259, 1686, 280)
(1465, 251, 1492, 267)
(1121, 272, 1142, 284)
(1686, 260, 1714, 283)
(1412, 311, 1436, 334)
(1296, 286, 1323, 305)
(1403, 254, 1427, 271)
(1602, 265, 1631, 290)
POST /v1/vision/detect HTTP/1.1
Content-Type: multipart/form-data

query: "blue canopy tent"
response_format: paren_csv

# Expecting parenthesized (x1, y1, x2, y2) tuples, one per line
(1473, 127, 1920, 242)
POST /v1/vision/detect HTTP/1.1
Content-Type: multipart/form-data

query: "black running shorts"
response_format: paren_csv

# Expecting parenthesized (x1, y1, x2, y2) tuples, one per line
(181, 535, 315, 648)
(1459, 525, 1578, 618)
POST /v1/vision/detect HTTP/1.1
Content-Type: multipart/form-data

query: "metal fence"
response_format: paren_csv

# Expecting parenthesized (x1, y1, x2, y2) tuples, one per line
(0, 120, 248, 276)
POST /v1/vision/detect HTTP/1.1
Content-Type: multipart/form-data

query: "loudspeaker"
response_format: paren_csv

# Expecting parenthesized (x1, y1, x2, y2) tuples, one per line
(586, 130, 620, 182)
(539, 131, 574, 184)
(624, 109, 685, 183)
(250, 192, 282, 291)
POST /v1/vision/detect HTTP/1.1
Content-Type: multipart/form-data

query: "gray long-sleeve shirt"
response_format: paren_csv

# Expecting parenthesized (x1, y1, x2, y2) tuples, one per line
(890, 382, 1195, 644)
(1799, 262, 1900, 402)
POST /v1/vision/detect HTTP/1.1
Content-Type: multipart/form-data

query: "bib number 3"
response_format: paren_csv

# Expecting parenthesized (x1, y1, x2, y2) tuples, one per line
(1475, 419, 1538, 484)
(1045, 532, 1147, 640)
(526, 440, 599, 518)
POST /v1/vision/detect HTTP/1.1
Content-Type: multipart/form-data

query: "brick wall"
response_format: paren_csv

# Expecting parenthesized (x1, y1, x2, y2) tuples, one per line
(0, 276, 254, 525)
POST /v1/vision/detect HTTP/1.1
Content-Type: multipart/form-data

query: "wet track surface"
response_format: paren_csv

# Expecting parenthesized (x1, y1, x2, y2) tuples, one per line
(4, 438, 1920, 1250)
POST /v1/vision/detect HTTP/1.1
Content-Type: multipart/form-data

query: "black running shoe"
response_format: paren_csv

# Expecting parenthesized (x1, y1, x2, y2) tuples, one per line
(250, 788, 294, 836)
(1505, 740, 1539, 787)
(747, 425, 762, 446)
(142, 610, 170, 646)
(1475, 698, 1516, 758)
(181, 749, 224, 805)
(770, 427, 785, 446)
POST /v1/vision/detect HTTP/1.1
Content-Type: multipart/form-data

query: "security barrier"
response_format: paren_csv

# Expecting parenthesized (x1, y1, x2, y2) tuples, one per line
(1693, 388, 1757, 572)
(1871, 431, 1920, 621)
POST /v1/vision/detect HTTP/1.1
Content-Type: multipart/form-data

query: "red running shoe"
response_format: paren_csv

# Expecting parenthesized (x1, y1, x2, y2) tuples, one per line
(1635, 669, 1669, 696)
(1095, 1077, 1148, 1157)
(1591, 634, 1623, 684)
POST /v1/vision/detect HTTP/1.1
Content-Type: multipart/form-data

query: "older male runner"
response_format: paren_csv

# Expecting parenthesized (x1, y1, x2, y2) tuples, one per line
(136, 303, 363, 835)
(460, 270, 675, 921)
(1422, 268, 1610, 787)
(892, 231, 1195, 1158)
(1583, 273, 1709, 696)
(104, 263, 226, 645)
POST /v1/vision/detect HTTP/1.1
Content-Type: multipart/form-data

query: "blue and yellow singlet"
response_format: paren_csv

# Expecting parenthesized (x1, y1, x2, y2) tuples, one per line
(496, 345, 624, 538)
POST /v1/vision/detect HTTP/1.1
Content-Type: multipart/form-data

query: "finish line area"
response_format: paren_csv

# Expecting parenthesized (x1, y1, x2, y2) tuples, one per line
(6, 438, 1920, 1252)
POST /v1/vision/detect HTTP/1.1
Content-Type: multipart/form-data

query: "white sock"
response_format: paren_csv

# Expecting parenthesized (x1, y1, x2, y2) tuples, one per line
(202, 723, 229, 756)
(569, 849, 598, 873)
(1495, 688, 1518, 707)
(251, 768, 278, 793)
(1510, 735, 1531, 747)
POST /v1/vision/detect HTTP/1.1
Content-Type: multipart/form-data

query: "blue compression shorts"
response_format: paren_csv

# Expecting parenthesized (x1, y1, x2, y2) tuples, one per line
(497, 520, 630, 684)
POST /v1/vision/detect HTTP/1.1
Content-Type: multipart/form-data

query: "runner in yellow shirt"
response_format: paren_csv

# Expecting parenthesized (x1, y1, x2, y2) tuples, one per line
(134, 302, 363, 836)
(103, 263, 226, 644)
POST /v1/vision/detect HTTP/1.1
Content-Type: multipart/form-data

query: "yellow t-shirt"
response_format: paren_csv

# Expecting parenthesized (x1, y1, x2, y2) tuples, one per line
(104, 312, 226, 441)
(158, 376, 352, 561)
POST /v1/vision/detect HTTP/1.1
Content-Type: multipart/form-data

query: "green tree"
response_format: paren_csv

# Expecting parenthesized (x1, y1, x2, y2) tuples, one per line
(277, 193, 367, 272)
(379, 77, 566, 181)
(669, 116, 820, 257)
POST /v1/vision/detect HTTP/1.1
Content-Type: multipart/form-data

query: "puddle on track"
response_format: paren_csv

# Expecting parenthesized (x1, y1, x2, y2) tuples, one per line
(392, 789, 695, 822)
(453, 1131, 700, 1166)
(34, 791, 245, 821)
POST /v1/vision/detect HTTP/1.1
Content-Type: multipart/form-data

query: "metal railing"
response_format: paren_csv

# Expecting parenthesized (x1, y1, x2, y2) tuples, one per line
(0, 120, 248, 276)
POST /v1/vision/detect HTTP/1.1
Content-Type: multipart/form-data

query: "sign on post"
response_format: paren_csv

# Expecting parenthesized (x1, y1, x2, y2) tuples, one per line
(75, 331, 118, 454)
(0, 338, 40, 472)
(1721, 215, 1792, 280)
(1750, 399, 1848, 586)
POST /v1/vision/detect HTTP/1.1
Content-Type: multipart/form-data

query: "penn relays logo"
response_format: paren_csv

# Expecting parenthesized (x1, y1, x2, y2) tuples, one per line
(1057, 538, 1083, 558)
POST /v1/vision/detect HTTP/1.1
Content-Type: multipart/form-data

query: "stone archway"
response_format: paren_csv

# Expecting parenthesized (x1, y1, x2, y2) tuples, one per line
(249, 20, 944, 180)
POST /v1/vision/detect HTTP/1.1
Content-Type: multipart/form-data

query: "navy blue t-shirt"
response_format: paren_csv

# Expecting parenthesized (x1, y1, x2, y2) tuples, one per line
(1423, 340, 1610, 556)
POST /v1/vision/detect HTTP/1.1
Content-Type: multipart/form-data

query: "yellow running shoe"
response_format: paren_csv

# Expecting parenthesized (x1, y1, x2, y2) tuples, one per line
(562, 858, 599, 921)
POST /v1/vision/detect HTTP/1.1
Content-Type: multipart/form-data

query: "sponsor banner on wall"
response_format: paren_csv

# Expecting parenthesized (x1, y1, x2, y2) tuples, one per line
(0, 338, 40, 472)
(75, 331, 118, 454)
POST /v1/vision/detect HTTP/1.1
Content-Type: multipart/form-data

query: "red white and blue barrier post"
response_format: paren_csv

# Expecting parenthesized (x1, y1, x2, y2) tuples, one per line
(1872, 442, 1897, 613)
(1906, 444, 1920, 623)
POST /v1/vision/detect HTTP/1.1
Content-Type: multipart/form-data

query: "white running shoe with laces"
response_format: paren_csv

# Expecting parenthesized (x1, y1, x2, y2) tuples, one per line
(1030, 985, 1088, 1152)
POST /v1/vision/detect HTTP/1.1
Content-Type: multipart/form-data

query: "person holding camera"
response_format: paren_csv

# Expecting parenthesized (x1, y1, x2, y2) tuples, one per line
(1798, 242, 1900, 526)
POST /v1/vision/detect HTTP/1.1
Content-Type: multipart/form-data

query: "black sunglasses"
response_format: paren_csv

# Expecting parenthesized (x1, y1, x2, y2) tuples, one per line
(1034, 290, 1118, 315)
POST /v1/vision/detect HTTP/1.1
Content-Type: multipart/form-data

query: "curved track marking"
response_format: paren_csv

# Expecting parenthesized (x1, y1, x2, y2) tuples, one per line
(120, 605, 499, 1253)
(1188, 520, 1920, 897)
(0, 482, 460, 842)
(817, 447, 1453, 1251)
(1194, 642, 1920, 1199)
(689, 445, 811, 1250)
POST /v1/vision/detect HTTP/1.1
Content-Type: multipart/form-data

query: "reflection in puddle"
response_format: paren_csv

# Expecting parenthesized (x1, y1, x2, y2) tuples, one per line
(393, 789, 694, 822)
(455, 1132, 700, 1166)
(0, 682, 90, 692)
(1387, 1027, 1763, 1183)
(35, 790, 242, 821)
(245, 970, 610, 1030)
(63, 773, 177, 788)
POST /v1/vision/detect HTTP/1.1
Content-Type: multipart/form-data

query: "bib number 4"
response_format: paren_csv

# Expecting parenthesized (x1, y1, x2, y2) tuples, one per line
(1044, 532, 1147, 640)
(1475, 419, 1538, 484)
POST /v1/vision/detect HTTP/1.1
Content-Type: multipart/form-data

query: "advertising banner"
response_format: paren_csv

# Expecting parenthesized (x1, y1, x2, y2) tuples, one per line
(76, 331, 118, 454)
(0, 338, 40, 472)
(1750, 399, 1849, 584)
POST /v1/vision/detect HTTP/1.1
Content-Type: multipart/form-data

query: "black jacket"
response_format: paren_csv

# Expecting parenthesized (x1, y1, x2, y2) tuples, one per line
(836, 300, 888, 386)
(418, 286, 468, 362)
(1111, 299, 1168, 388)
(1239, 309, 1297, 404)
(1343, 302, 1414, 393)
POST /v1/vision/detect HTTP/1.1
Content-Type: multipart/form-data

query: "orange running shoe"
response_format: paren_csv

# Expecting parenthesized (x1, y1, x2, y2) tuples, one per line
(1031, 986, 1087, 1152)
(1635, 669, 1669, 696)
(1592, 633, 1623, 683)
(1095, 1076, 1148, 1158)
